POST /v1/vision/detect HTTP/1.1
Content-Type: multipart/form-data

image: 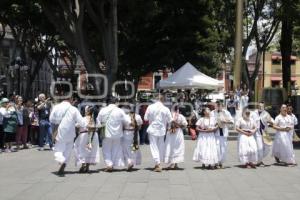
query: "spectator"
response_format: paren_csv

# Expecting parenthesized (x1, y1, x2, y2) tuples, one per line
(139, 104, 149, 145)
(227, 94, 238, 118)
(2, 98, 18, 152)
(0, 98, 6, 151)
(15, 96, 30, 149)
(37, 93, 52, 151)
(29, 101, 39, 146)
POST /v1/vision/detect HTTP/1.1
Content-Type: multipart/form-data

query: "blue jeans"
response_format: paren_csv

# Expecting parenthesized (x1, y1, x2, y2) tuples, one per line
(139, 124, 149, 145)
(39, 120, 53, 148)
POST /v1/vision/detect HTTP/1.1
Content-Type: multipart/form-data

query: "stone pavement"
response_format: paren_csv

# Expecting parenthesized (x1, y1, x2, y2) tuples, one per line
(1, 141, 300, 200)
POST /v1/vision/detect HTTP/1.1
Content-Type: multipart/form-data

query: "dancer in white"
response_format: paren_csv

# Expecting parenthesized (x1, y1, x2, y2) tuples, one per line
(287, 105, 298, 142)
(236, 109, 258, 169)
(74, 106, 100, 173)
(271, 104, 297, 166)
(250, 102, 274, 166)
(144, 94, 172, 172)
(97, 97, 130, 172)
(193, 107, 219, 170)
(211, 101, 233, 168)
(122, 105, 143, 171)
(50, 97, 87, 175)
(164, 105, 187, 170)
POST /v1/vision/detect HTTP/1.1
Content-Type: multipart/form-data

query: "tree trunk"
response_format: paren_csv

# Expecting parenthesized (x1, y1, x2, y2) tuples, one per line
(102, 0, 118, 97)
(280, 1, 293, 98)
(86, 0, 119, 98)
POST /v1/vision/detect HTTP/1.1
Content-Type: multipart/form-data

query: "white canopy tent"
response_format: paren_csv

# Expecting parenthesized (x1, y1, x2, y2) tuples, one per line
(158, 62, 223, 90)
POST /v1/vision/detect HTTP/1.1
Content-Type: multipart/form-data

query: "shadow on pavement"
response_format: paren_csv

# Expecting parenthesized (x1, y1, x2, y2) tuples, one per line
(51, 169, 101, 177)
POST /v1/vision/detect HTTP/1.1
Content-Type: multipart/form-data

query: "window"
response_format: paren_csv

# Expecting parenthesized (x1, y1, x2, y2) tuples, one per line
(272, 59, 281, 65)
(291, 59, 296, 65)
(271, 81, 280, 88)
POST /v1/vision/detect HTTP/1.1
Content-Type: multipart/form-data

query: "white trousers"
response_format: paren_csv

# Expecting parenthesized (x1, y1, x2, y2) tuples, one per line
(102, 137, 124, 168)
(255, 133, 271, 162)
(54, 140, 74, 164)
(149, 135, 165, 165)
(215, 136, 227, 164)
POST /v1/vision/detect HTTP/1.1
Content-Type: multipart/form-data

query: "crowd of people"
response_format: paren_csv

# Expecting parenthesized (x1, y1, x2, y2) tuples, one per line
(0, 90, 298, 175)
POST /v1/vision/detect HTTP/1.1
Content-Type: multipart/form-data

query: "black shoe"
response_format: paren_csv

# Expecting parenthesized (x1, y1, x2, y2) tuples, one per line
(275, 157, 280, 163)
(85, 164, 90, 173)
(58, 163, 66, 175)
(79, 164, 86, 173)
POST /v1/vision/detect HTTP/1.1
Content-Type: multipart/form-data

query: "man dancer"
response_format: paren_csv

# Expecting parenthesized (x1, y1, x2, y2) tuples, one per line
(50, 96, 87, 175)
(97, 97, 130, 172)
(144, 94, 172, 172)
(211, 101, 233, 168)
(250, 101, 274, 166)
(287, 104, 298, 142)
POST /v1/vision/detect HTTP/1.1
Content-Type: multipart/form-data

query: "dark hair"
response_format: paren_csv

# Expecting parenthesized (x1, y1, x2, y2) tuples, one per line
(106, 96, 118, 104)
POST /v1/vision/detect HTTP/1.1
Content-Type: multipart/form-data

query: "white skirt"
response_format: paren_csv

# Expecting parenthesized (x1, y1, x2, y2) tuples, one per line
(238, 134, 258, 164)
(193, 133, 218, 165)
(74, 132, 100, 166)
(121, 138, 142, 166)
(272, 131, 296, 164)
(164, 129, 185, 164)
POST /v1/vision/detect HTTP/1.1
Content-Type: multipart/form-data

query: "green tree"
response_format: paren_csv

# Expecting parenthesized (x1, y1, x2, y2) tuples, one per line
(280, 0, 300, 96)
(118, 0, 221, 93)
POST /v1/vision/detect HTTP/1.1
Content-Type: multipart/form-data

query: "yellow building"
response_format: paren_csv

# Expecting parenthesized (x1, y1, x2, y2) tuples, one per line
(247, 51, 299, 97)
(263, 52, 299, 90)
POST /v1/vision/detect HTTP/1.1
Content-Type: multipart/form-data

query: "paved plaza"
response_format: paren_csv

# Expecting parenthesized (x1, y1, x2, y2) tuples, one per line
(1, 140, 300, 200)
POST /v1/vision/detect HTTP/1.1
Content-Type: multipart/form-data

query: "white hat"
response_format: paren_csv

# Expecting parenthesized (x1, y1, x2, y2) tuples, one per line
(1, 98, 9, 103)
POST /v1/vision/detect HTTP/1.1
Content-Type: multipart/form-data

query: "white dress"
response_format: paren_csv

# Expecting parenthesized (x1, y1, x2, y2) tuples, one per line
(164, 113, 187, 164)
(236, 118, 258, 164)
(74, 117, 100, 166)
(121, 114, 143, 166)
(272, 114, 296, 164)
(193, 117, 219, 165)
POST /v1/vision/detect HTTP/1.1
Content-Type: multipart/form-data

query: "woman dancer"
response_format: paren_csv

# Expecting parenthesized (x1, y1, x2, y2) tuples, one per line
(193, 107, 219, 169)
(164, 105, 187, 169)
(74, 106, 100, 173)
(236, 109, 258, 169)
(122, 105, 143, 171)
(271, 104, 297, 166)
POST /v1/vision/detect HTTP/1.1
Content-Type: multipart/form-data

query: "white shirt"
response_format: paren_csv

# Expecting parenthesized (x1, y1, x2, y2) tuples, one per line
(236, 118, 256, 132)
(144, 101, 172, 136)
(250, 110, 274, 134)
(211, 109, 233, 137)
(123, 113, 143, 140)
(49, 101, 86, 142)
(288, 113, 298, 127)
(196, 116, 217, 130)
(274, 114, 293, 129)
(96, 104, 130, 139)
(0, 107, 6, 125)
(239, 95, 249, 110)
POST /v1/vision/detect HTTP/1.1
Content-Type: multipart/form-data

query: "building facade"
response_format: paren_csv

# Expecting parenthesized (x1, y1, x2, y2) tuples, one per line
(247, 51, 300, 96)
(0, 26, 52, 99)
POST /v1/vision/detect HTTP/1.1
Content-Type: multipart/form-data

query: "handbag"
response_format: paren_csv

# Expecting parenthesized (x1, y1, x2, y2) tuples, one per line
(99, 108, 114, 140)
(262, 129, 273, 146)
